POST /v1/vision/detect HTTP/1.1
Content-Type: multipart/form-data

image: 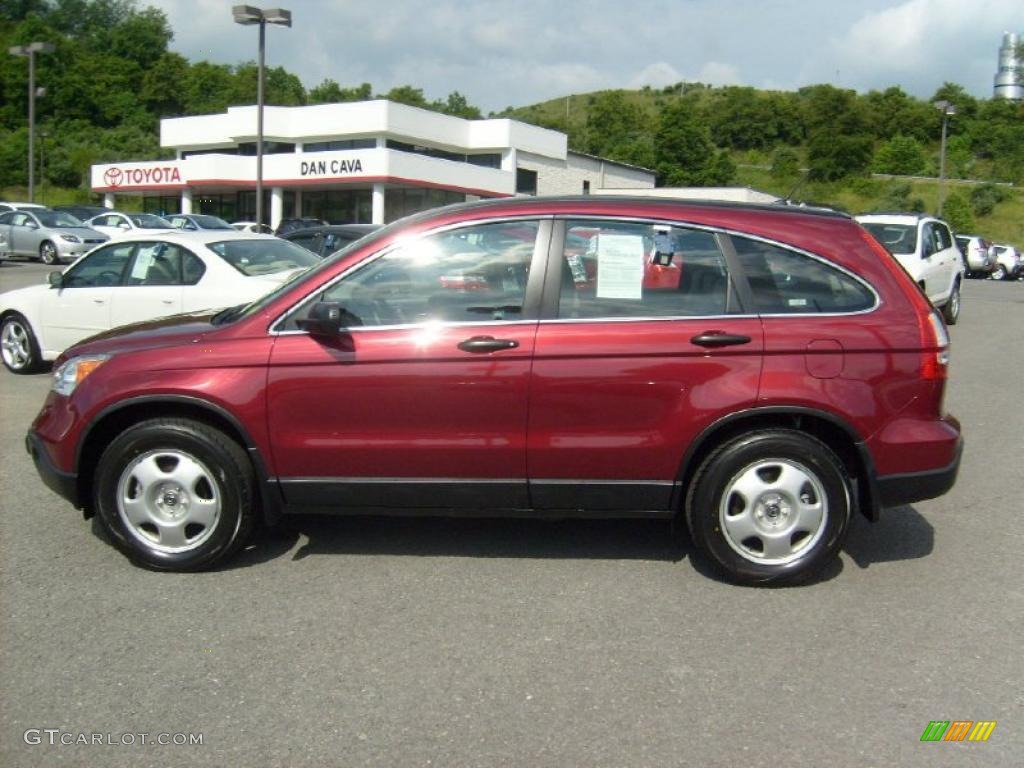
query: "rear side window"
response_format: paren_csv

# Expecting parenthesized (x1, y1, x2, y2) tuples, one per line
(732, 237, 875, 314)
(557, 220, 740, 319)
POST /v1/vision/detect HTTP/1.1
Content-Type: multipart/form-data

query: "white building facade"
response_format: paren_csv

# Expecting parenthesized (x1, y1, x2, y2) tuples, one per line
(90, 100, 654, 228)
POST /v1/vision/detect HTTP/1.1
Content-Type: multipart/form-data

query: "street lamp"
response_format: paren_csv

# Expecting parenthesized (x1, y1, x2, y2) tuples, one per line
(232, 6, 292, 228)
(933, 99, 956, 219)
(8, 41, 55, 203)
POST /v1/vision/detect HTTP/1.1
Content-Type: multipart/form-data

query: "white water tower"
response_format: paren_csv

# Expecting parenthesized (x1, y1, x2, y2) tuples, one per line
(994, 32, 1023, 100)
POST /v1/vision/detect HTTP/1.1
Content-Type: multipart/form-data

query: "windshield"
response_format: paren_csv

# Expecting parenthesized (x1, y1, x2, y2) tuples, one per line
(180, 214, 233, 230)
(36, 211, 83, 228)
(861, 223, 918, 255)
(129, 213, 172, 228)
(206, 238, 320, 276)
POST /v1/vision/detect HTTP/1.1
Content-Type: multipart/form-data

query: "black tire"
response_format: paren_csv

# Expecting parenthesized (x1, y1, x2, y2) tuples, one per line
(94, 418, 257, 571)
(39, 240, 59, 265)
(685, 430, 851, 586)
(990, 264, 1007, 281)
(0, 312, 43, 373)
(942, 281, 960, 325)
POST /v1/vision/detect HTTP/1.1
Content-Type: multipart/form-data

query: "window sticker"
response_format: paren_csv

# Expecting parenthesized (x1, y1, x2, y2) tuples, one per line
(130, 246, 158, 280)
(596, 234, 645, 300)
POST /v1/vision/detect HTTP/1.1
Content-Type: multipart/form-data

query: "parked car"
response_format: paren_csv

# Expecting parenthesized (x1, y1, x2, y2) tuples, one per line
(53, 204, 110, 222)
(855, 213, 964, 324)
(990, 244, 1021, 281)
(0, 231, 318, 373)
(22, 197, 962, 585)
(231, 221, 274, 234)
(166, 214, 234, 231)
(0, 201, 48, 214)
(282, 224, 380, 257)
(954, 235, 996, 277)
(0, 209, 108, 265)
(275, 217, 328, 237)
(86, 211, 175, 239)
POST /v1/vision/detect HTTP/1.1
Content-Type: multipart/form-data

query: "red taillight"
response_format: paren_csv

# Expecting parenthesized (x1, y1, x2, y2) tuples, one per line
(856, 227, 949, 380)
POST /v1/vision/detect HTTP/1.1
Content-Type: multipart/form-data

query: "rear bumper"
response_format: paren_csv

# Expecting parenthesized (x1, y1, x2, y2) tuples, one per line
(875, 436, 963, 508)
(25, 431, 80, 508)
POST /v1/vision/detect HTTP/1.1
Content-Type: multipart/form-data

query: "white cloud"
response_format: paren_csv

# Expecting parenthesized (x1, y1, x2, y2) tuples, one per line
(628, 62, 685, 89)
(696, 62, 743, 87)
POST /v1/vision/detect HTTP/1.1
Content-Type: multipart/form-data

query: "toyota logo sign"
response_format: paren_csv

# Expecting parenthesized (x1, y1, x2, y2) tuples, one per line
(103, 167, 123, 188)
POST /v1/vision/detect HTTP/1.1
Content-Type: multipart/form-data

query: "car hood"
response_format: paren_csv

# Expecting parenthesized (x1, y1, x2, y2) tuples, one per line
(58, 311, 222, 363)
(0, 282, 50, 309)
(50, 226, 107, 238)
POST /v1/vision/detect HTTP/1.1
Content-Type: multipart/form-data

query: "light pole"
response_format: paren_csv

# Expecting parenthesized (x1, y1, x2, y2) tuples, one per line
(232, 6, 292, 228)
(39, 130, 48, 205)
(933, 99, 956, 219)
(8, 41, 55, 203)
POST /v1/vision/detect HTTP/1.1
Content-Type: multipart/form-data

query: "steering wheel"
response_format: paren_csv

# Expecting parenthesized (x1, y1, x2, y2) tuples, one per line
(94, 270, 122, 287)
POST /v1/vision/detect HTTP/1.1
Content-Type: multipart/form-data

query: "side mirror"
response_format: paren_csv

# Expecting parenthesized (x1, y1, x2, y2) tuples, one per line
(48, 271, 64, 288)
(295, 301, 362, 336)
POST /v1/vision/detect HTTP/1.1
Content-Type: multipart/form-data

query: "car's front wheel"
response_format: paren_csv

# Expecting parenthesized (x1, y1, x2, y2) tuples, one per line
(0, 312, 43, 373)
(39, 240, 59, 265)
(686, 430, 851, 586)
(94, 419, 257, 571)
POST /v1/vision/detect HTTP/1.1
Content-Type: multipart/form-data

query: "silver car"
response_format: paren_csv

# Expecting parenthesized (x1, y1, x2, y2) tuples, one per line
(0, 209, 108, 265)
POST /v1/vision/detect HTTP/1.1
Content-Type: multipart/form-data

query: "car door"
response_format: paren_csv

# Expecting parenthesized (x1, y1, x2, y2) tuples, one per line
(0, 211, 14, 255)
(267, 219, 550, 511)
(41, 241, 136, 353)
(918, 222, 947, 302)
(109, 241, 189, 328)
(527, 219, 764, 512)
(9, 212, 40, 257)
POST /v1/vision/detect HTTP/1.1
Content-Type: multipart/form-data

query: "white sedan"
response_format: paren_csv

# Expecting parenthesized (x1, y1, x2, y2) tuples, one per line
(85, 211, 175, 239)
(0, 231, 319, 373)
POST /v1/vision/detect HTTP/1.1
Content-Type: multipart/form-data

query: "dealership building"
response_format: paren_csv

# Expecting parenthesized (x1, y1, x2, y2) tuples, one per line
(90, 100, 654, 228)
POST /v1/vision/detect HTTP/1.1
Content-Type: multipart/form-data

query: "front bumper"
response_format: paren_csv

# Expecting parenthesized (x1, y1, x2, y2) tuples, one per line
(875, 436, 963, 508)
(25, 431, 80, 508)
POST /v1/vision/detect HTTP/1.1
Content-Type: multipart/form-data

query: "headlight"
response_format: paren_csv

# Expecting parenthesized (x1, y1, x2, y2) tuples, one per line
(60, 234, 82, 243)
(52, 354, 110, 396)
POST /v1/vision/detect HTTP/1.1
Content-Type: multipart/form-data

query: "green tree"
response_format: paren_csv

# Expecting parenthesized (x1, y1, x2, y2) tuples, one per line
(440, 91, 481, 119)
(583, 90, 655, 168)
(383, 84, 429, 108)
(807, 133, 873, 181)
(655, 101, 734, 186)
(941, 192, 974, 232)
(308, 79, 372, 104)
(872, 134, 926, 175)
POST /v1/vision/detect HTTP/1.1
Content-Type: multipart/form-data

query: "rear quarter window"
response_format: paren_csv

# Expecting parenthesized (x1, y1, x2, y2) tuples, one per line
(732, 237, 876, 314)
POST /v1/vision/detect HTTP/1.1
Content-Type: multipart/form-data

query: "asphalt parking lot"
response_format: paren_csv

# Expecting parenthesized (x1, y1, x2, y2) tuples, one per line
(1, 260, 1021, 767)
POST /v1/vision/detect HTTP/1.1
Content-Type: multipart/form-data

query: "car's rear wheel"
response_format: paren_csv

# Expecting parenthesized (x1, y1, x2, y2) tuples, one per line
(0, 312, 43, 373)
(942, 281, 960, 325)
(686, 430, 851, 586)
(39, 240, 59, 265)
(991, 264, 1007, 281)
(94, 418, 257, 571)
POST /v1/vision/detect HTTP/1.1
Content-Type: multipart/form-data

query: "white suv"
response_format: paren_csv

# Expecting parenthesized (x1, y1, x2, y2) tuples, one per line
(856, 213, 964, 325)
(954, 235, 996, 277)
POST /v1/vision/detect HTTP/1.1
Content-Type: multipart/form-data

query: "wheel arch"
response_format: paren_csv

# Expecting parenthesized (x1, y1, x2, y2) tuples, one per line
(674, 407, 881, 521)
(76, 396, 282, 524)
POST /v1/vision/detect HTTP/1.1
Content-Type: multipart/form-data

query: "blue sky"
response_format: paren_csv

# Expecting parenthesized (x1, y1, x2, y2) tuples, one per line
(158, 0, 1021, 111)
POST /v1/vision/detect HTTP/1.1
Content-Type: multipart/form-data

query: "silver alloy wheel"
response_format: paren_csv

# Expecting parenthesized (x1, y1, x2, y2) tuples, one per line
(991, 264, 1006, 281)
(40, 241, 58, 265)
(949, 287, 960, 317)
(1, 318, 32, 370)
(116, 449, 222, 554)
(718, 458, 829, 565)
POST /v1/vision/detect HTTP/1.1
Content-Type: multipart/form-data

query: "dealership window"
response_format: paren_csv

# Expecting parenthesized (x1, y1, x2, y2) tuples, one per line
(582, 180, 591, 194)
(466, 153, 501, 169)
(304, 138, 376, 152)
(557, 220, 739, 319)
(516, 168, 537, 195)
(237, 141, 296, 156)
(384, 187, 464, 223)
(143, 195, 181, 216)
(302, 190, 372, 223)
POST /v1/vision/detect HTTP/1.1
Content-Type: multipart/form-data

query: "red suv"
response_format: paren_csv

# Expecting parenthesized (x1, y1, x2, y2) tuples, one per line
(26, 197, 962, 584)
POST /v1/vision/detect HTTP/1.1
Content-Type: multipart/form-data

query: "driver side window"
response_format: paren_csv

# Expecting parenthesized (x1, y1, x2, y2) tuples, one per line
(62, 243, 135, 288)
(297, 221, 540, 328)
